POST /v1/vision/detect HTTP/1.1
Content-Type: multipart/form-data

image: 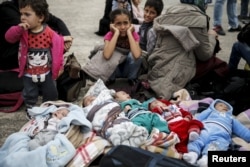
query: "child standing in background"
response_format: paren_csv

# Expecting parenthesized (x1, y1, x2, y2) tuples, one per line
(5, 0, 71, 110)
(131, 0, 144, 32)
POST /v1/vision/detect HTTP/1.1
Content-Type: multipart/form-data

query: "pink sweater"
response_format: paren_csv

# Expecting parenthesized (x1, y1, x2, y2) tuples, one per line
(5, 25, 64, 80)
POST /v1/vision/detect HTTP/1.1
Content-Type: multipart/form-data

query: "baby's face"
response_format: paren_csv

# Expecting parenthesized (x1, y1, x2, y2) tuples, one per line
(149, 100, 167, 110)
(53, 108, 69, 120)
(215, 102, 228, 112)
(83, 95, 96, 107)
(115, 91, 131, 102)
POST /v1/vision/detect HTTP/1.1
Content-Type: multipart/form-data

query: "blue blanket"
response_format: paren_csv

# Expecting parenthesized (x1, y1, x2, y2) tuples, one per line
(0, 102, 92, 167)
(0, 133, 75, 167)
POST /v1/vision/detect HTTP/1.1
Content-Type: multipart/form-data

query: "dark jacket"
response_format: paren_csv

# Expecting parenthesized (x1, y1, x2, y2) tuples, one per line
(237, 22, 250, 47)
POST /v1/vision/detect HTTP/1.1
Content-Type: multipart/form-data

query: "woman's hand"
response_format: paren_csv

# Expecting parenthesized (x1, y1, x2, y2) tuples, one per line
(63, 36, 73, 52)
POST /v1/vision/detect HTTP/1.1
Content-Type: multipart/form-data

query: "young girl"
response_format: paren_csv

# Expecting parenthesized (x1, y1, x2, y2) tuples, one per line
(83, 8, 142, 86)
(5, 0, 70, 110)
(104, 8, 142, 85)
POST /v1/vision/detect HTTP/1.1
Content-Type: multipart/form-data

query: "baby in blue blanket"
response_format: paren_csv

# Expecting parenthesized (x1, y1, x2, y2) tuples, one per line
(28, 107, 69, 150)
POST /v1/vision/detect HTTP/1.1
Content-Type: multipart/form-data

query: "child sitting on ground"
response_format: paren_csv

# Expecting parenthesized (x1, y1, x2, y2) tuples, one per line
(114, 91, 169, 134)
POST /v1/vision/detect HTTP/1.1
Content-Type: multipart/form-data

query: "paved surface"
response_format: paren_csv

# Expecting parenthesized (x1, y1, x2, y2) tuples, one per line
(0, 0, 245, 146)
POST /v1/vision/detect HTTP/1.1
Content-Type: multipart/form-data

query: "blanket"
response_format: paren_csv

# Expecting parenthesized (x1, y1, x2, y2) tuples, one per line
(233, 109, 250, 150)
(140, 128, 181, 159)
(84, 89, 148, 147)
(66, 131, 111, 167)
(0, 100, 93, 167)
(0, 133, 75, 167)
(31, 100, 92, 133)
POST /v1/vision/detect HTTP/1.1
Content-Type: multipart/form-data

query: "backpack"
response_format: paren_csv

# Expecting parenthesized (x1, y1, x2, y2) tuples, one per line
(99, 145, 195, 167)
(56, 53, 86, 102)
(0, 68, 24, 113)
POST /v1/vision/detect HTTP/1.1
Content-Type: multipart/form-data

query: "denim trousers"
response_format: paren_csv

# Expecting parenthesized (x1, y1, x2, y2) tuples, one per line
(109, 52, 142, 81)
(213, 0, 239, 28)
(228, 41, 250, 70)
(22, 72, 58, 106)
(240, 0, 249, 17)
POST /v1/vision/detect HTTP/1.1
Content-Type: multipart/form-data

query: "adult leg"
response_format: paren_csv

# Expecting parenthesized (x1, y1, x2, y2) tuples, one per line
(240, 0, 249, 17)
(213, 0, 226, 35)
(227, 0, 240, 30)
(228, 42, 250, 70)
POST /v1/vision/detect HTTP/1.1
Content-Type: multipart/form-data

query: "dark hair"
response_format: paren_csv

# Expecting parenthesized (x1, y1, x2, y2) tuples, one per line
(109, 8, 132, 23)
(144, 0, 164, 16)
(18, 0, 49, 23)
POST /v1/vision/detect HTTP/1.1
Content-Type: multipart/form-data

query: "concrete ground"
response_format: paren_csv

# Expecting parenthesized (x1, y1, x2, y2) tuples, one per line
(0, 0, 245, 147)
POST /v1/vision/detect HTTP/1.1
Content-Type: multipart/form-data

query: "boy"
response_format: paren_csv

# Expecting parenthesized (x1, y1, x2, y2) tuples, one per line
(139, 0, 163, 54)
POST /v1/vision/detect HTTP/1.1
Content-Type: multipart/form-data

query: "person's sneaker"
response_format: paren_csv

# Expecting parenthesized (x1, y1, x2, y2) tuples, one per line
(228, 25, 242, 32)
(213, 25, 226, 35)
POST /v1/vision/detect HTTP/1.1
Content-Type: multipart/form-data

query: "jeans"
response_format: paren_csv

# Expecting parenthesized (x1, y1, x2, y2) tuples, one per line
(109, 52, 142, 80)
(213, 0, 239, 28)
(240, 0, 249, 17)
(22, 72, 58, 106)
(228, 41, 250, 70)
